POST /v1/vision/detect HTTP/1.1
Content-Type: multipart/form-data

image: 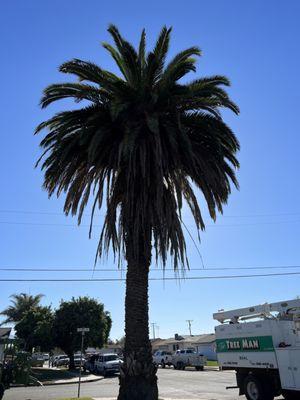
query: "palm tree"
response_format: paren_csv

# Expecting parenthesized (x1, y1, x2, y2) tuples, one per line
(1, 293, 44, 325)
(35, 25, 239, 400)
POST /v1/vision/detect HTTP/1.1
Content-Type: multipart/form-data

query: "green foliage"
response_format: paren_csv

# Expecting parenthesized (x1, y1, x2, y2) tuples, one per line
(52, 297, 111, 360)
(14, 306, 54, 352)
(36, 25, 239, 271)
(0, 351, 32, 396)
(0, 293, 44, 325)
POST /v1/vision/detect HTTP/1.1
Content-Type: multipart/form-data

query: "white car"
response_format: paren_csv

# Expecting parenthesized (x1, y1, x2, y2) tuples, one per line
(153, 351, 173, 368)
(94, 354, 123, 377)
(53, 355, 69, 367)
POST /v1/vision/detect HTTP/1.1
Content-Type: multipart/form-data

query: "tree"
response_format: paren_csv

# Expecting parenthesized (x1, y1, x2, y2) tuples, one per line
(52, 297, 111, 370)
(35, 25, 239, 399)
(14, 306, 54, 352)
(1, 293, 44, 325)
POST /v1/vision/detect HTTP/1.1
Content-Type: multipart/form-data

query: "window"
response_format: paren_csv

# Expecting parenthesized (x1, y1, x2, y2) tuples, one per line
(104, 355, 119, 362)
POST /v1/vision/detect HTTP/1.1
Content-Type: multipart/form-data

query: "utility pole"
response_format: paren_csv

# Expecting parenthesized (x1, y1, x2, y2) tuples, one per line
(186, 320, 193, 336)
(77, 327, 89, 398)
(150, 322, 156, 339)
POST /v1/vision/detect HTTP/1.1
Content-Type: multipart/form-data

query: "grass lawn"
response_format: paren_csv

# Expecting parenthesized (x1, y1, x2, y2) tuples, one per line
(32, 368, 89, 382)
(206, 360, 219, 367)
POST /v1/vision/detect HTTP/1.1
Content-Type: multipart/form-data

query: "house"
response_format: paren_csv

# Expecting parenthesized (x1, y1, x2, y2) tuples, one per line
(151, 333, 217, 361)
(0, 328, 12, 361)
(192, 334, 216, 361)
(86, 344, 123, 356)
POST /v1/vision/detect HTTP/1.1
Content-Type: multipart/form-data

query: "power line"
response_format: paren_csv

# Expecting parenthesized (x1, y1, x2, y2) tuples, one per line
(1, 209, 300, 219)
(1, 265, 300, 272)
(0, 271, 300, 281)
(1, 219, 300, 228)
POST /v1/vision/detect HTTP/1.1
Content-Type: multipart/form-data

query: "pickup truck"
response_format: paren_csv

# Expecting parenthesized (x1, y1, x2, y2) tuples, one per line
(172, 349, 206, 370)
(153, 351, 173, 368)
(94, 353, 123, 377)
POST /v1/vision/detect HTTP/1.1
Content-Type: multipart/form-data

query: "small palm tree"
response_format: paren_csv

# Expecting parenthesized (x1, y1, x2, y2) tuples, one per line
(35, 25, 239, 400)
(1, 293, 44, 325)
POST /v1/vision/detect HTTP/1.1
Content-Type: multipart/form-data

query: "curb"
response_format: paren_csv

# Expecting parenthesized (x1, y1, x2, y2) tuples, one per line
(11, 376, 103, 388)
(42, 376, 104, 386)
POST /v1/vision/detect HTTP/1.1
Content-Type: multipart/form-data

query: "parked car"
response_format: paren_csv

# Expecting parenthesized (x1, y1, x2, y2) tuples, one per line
(74, 356, 85, 368)
(153, 351, 173, 368)
(83, 354, 99, 373)
(31, 354, 45, 367)
(94, 354, 123, 377)
(54, 356, 70, 367)
(51, 355, 64, 367)
(172, 349, 206, 371)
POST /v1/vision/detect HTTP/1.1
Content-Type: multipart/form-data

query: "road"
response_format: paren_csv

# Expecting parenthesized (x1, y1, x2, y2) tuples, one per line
(3, 368, 286, 400)
(4, 368, 240, 400)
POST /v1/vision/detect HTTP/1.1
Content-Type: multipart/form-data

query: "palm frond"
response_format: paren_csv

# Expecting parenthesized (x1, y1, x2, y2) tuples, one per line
(36, 26, 239, 271)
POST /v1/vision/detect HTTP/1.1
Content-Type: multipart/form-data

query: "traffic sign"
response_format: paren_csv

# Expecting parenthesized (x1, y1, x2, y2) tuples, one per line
(77, 328, 90, 333)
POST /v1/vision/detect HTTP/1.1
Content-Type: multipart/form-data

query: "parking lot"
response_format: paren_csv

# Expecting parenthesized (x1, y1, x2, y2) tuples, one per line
(4, 368, 241, 400)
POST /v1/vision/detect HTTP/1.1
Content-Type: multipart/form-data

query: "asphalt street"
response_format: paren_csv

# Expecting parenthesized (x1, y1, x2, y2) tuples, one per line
(3, 369, 242, 400)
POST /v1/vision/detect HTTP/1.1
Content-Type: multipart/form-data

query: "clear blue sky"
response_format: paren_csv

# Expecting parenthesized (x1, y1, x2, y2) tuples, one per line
(1, 0, 300, 340)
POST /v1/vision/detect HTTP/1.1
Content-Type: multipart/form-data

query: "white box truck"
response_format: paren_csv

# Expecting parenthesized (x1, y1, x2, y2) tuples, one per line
(213, 299, 300, 400)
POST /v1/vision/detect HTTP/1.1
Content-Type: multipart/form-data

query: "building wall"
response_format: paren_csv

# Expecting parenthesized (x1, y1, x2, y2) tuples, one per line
(157, 342, 184, 353)
(195, 343, 217, 361)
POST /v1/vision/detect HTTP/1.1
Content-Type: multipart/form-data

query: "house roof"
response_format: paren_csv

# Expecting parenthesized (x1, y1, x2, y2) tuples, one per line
(180, 334, 215, 344)
(152, 333, 215, 347)
(0, 328, 12, 339)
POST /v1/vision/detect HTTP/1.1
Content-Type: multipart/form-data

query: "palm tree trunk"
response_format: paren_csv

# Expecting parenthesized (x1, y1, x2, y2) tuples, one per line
(118, 237, 158, 400)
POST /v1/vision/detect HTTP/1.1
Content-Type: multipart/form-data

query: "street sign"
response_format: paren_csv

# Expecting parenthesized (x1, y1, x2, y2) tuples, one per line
(77, 327, 90, 398)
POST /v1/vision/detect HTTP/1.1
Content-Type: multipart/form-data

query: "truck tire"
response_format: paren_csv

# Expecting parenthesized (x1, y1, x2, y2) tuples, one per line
(177, 361, 184, 370)
(282, 390, 300, 400)
(244, 375, 274, 400)
(196, 366, 204, 371)
(161, 360, 165, 368)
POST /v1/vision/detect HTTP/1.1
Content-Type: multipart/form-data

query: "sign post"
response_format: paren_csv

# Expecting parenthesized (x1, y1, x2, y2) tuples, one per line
(77, 328, 89, 398)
